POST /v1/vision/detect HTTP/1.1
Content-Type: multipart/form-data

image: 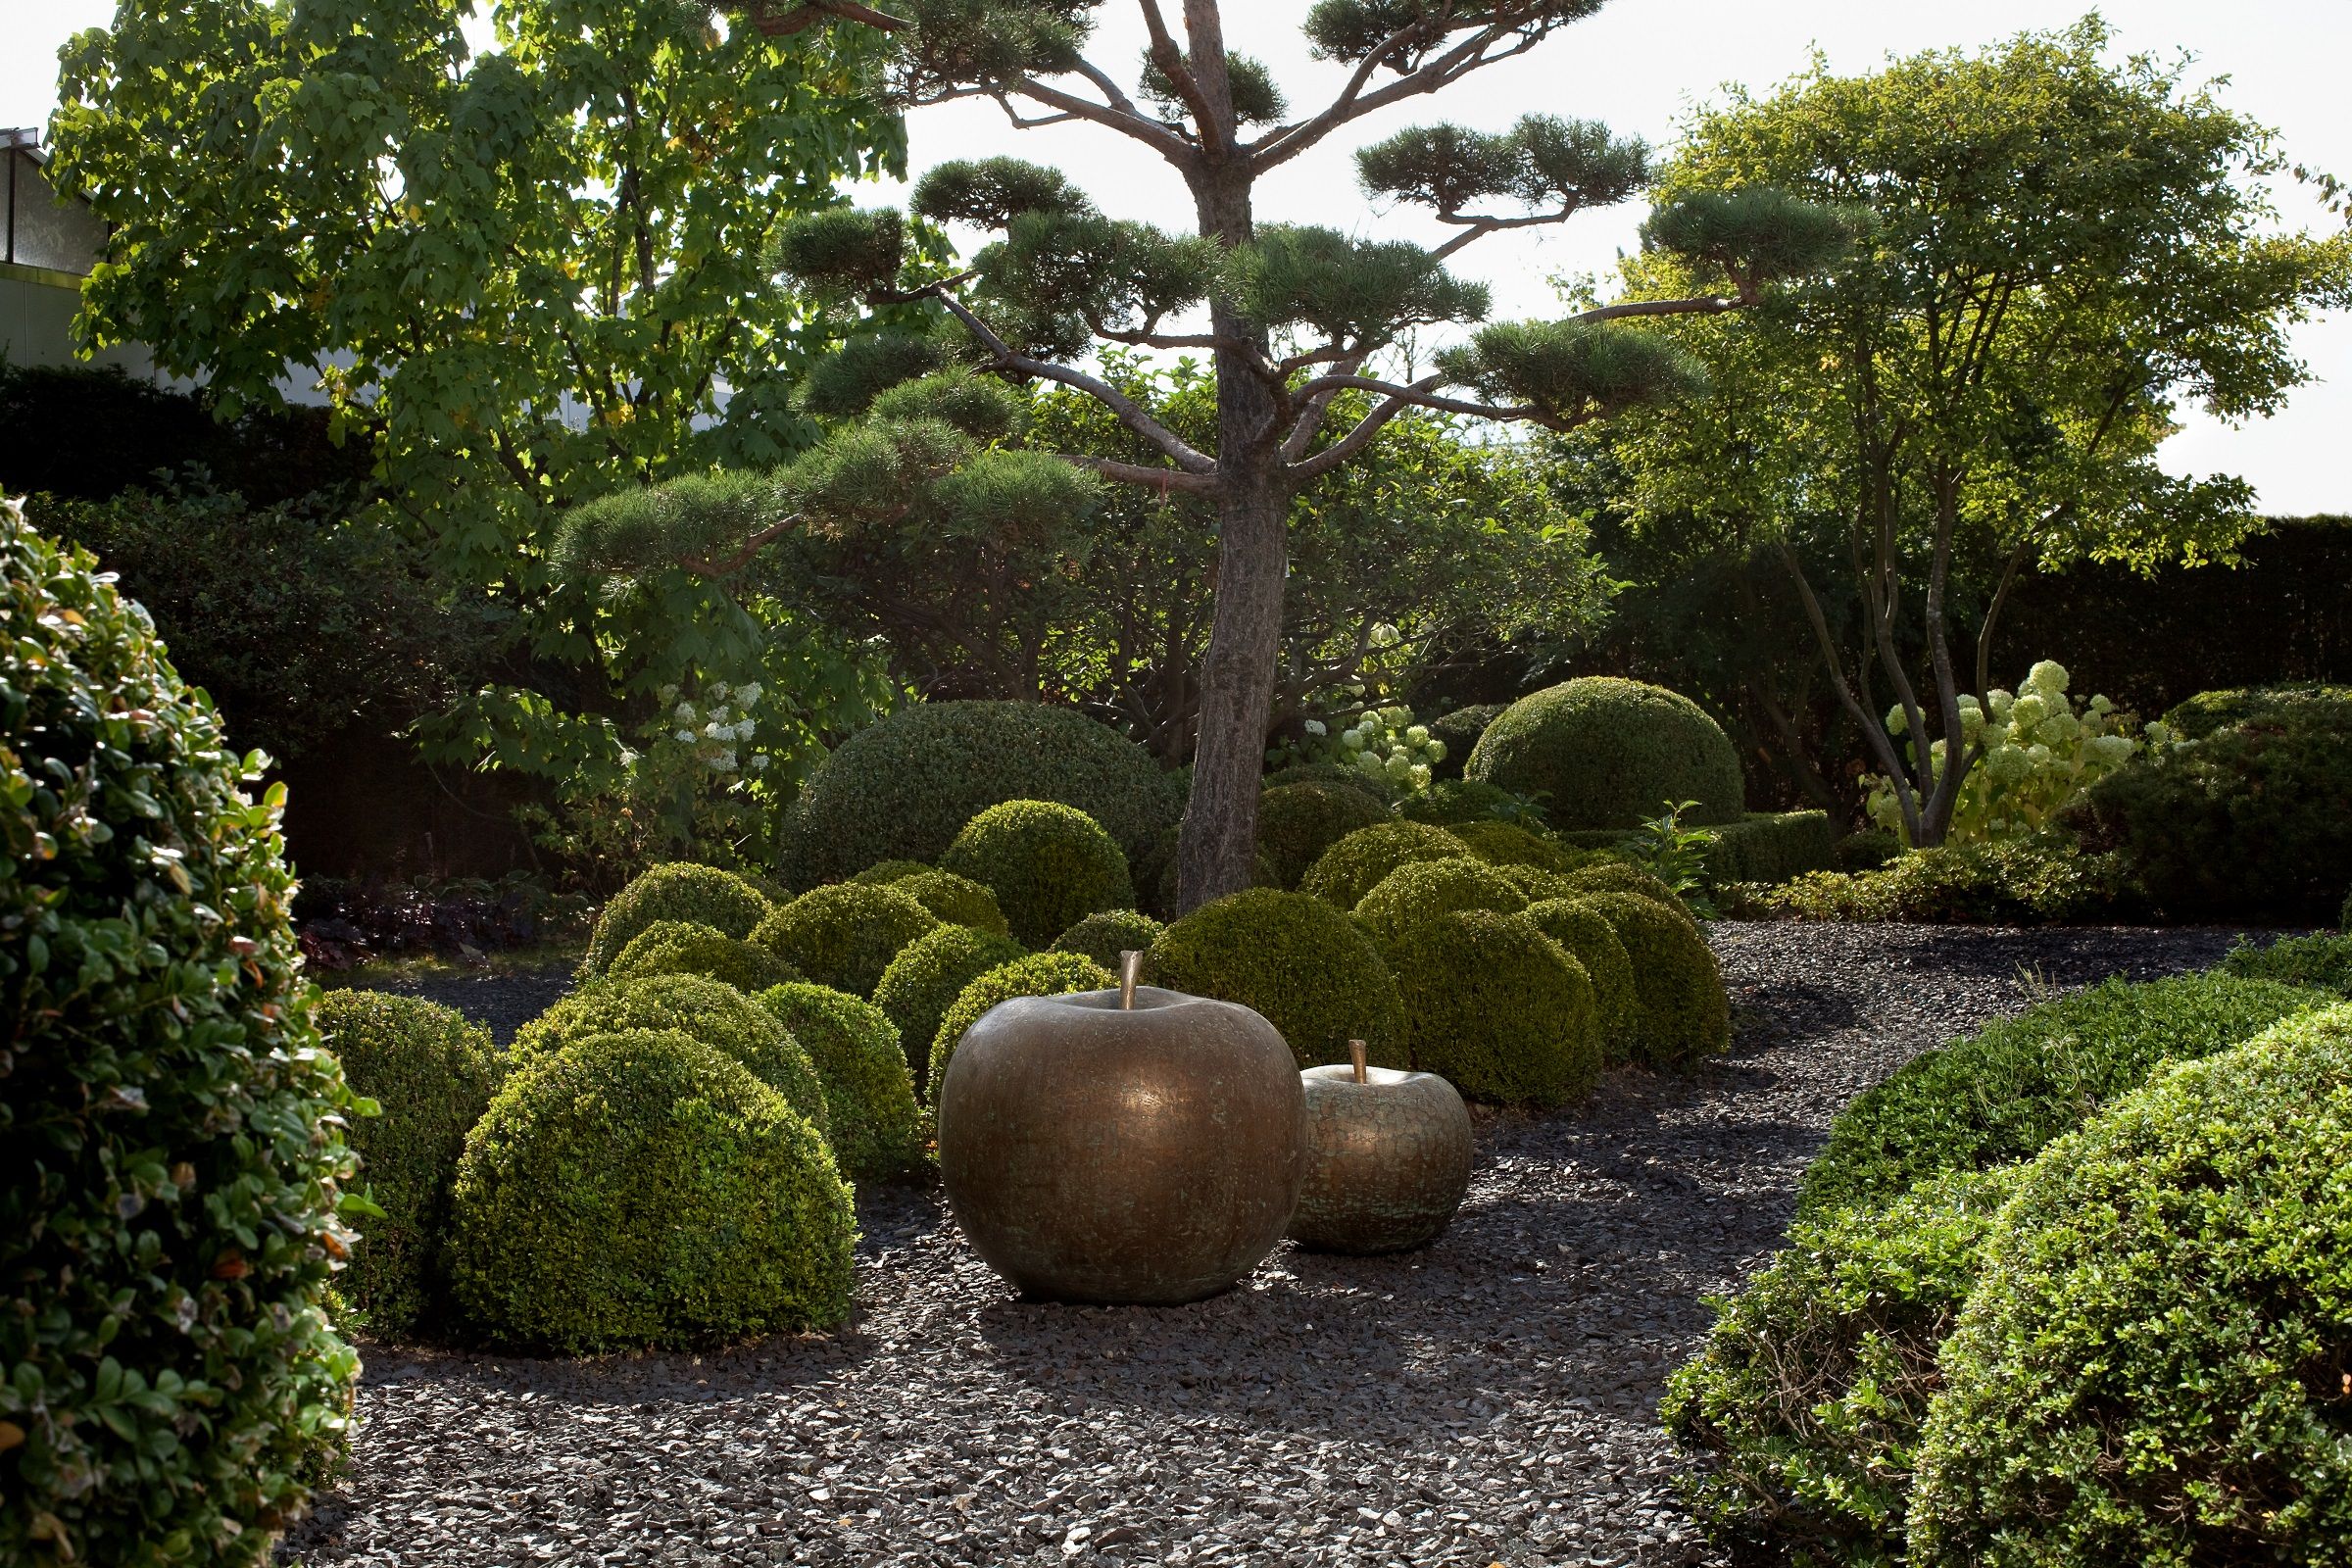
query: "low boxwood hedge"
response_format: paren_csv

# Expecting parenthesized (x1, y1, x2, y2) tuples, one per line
(608, 918, 800, 993)
(582, 861, 773, 974)
(1446, 818, 1578, 872)
(2220, 931, 2352, 999)
(1466, 677, 1744, 832)
(1520, 898, 1641, 1055)
(757, 983, 925, 1177)
(754, 882, 940, 999)
(1351, 858, 1531, 949)
(1580, 891, 1729, 1069)
(1387, 909, 1599, 1107)
(1703, 810, 1837, 887)
(891, 868, 1010, 936)
(939, 799, 1135, 946)
(1256, 779, 1390, 890)
(1148, 889, 1408, 1070)
(927, 953, 1115, 1098)
(1298, 819, 1469, 910)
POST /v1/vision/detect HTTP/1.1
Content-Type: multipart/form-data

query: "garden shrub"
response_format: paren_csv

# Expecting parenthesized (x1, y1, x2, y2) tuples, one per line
(891, 867, 1010, 936)
(1446, 818, 1576, 871)
(1520, 899, 1641, 1054)
(446, 1029, 855, 1353)
(1664, 1167, 2020, 1568)
(1740, 835, 2134, 925)
(757, 984, 925, 1177)
(938, 799, 1135, 945)
(1351, 858, 1531, 948)
(315, 991, 501, 1338)
(1396, 776, 1545, 826)
(1490, 863, 1588, 904)
(512, 973, 829, 1138)
(1050, 908, 1166, 971)
(1581, 891, 1730, 1069)
(608, 917, 800, 993)
(1799, 971, 2328, 1221)
(582, 860, 774, 973)
(928, 953, 1116, 1096)
(2220, 932, 2352, 999)
(754, 882, 940, 999)
(850, 858, 932, 885)
(1255, 779, 1390, 889)
(1834, 829, 1903, 872)
(0, 502, 360, 1565)
(1298, 819, 1470, 909)
(1555, 858, 1692, 916)
(777, 700, 1178, 887)
(872, 925, 1028, 1094)
(1386, 909, 1600, 1106)
(1260, 760, 1396, 806)
(1427, 702, 1504, 781)
(1909, 1005, 2352, 1568)
(1466, 676, 1744, 831)
(1148, 889, 1408, 1070)
(1703, 810, 1837, 887)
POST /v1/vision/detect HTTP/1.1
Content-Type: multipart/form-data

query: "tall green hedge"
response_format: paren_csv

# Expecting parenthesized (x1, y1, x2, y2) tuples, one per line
(1466, 676, 1744, 831)
(1148, 889, 1407, 1070)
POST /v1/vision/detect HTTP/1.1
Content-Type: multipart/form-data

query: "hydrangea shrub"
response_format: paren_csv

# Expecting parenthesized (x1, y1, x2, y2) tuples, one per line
(1867, 661, 2142, 845)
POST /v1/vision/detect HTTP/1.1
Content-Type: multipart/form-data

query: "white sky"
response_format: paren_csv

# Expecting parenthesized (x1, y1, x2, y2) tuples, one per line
(7, 1, 2348, 514)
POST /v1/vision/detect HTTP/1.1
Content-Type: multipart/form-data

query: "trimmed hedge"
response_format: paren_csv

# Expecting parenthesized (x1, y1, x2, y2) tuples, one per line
(940, 799, 1135, 946)
(928, 953, 1115, 1097)
(850, 859, 932, 886)
(1446, 818, 1577, 871)
(1261, 760, 1396, 806)
(0, 501, 359, 1567)
(872, 925, 1028, 1094)
(1466, 676, 1744, 831)
(2222, 932, 2352, 998)
(1796, 972, 2324, 1221)
(778, 700, 1178, 887)
(754, 882, 940, 999)
(1351, 858, 1531, 949)
(1581, 891, 1729, 1069)
(1665, 1167, 2020, 1568)
(1744, 836, 2136, 926)
(1387, 909, 1600, 1107)
(1554, 858, 1691, 915)
(891, 867, 1010, 936)
(1256, 779, 1390, 889)
(582, 861, 773, 973)
(757, 984, 925, 1177)
(1148, 889, 1408, 1070)
(1520, 898, 1641, 1054)
(1910, 1005, 2352, 1568)
(609, 918, 800, 993)
(1426, 703, 1504, 782)
(1298, 819, 1470, 910)
(1396, 777, 1541, 826)
(316, 991, 502, 1338)
(1050, 908, 1166, 971)
(1704, 810, 1837, 887)
(512, 973, 830, 1139)
(446, 1029, 855, 1352)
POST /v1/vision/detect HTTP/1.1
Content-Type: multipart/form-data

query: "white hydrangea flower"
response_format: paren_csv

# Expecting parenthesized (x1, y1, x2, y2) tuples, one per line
(1405, 724, 1431, 746)
(712, 750, 738, 773)
(2084, 733, 2135, 766)
(1368, 622, 1401, 649)
(1303, 718, 1327, 738)
(708, 681, 731, 701)
(1885, 705, 1908, 736)
(750, 754, 772, 772)
(2027, 660, 2069, 697)
(735, 682, 762, 707)
(1426, 738, 1447, 763)
(1987, 689, 2016, 719)
(1355, 750, 1386, 776)
(1342, 730, 1367, 753)
(1409, 762, 1432, 788)
(657, 684, 680, 705)
(704, 721, 726, 740)
(673, 702, 696, 722)
(674, 729, 697, 744)
(2010, 694, 2048, 730)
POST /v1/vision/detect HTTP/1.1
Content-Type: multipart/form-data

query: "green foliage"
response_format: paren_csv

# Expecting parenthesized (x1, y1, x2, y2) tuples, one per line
(1623, 799, 1719, 914)
(0, 501, 358, 1566)
(1263, 760, 1397, 806)
(1868, 662, 2144, 845)
(1301, 1, 1604, 65)
(1386, 909, 1599, 1106)
(1704, 810, 1838, 887)
(316, 992, 501, 1339)
(868, 369, 1029, 442)
(1149, 889, 1408, 1070)
(2070, 683, 2352, 921)
(1910, 1005, 2352, 1568)
(1468, 676, 1744, 831)
(1359, 115, 1647, 219)
(872, 925, 1028, 1094)
(756, 984, 925, 1177)
(885, 867, 1010, 935)
(1139, 51, 1288, 125)
(512, 973, 830, 1138)
(980, 209, 1223, 339)
(1256, 780, 1391, 889)
(609, 918, 800, 993)
(754, 883, 941, 1000)
(446, 1028, 855, 1353)
(1446, 819, 1576, 871)
(1438, 319, 1706, 425)
(1798, 973, 2325, 1221)
(1642, 187, 1862, 287)
(911, 156, 1091, 226)
(1275, 701, 1452, 796)
(773, 206, 907, 294)
(582, 861, 775, 974)
(805, 332, 956, 417)
(1745, 836, 2136, 925)
(851, 859, 934, 885)
(1298, 819, 1471, 909)
(1049, 909, 1166, 972)
(1351, 858, 1532, 949)
(1398, 777, 1546, 826)
(1665, 1167, 2020, 1568)
(1231, 225, 1488, 351)
(939, 799, 1136, 946)
(1581, 891, 1729, 1068)
(1520, 898, 1641, 1052)
(2224, 933, 2352, 998)
(1426, 705, 1504, 782)
(928, 952, 1116, 1097)
(778, 701, 1178, 887)
(1554, 858, 1692, 917)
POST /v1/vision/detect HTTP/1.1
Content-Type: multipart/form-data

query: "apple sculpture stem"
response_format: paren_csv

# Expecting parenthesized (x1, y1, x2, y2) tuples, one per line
(1291, 1038, 1475, 1255)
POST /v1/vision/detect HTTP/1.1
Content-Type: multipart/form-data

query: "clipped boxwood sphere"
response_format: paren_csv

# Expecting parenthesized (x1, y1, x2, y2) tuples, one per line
(1467, 676, 1743, 831)
(317, 991, 502, 1338)
(609, 918, 800, 993)
(1261, 760, 1396, 806)
(928, 953, 1115, 1098)
(1521, 898, 1641, 1054)
(582, 861, 773, 973)
(1492, 864, 1589, 903)
(754, 882, 940, 999)
(447, 1029, 855, 1352)
(1352, 858, 1531, 949)
(1298, 819, 1471, 910)
(1051, 908, 1166, 971)
(850, 859, 932, 886)
(0, 504, 359, 1565)
(757, 983, 925, 1177)
(1556, 858, 1691, 916)
(1910, 1006, 2352, 1568)
(779, 700, 1178, 887)
(1446, 818, 1576, 872)
(1149, 889, 1408, 1070)
(1256, 780, 1390, 890)
(939, 799, 1135, 946)
(872, 925, 1029, 1094)
(513, 972, 829, 1139)
(1387, 909, 1600, 1107)
(892, 867, 1010, 936)
(1581, 891, 1729, 1069)
(1427, 704, 1505, 781)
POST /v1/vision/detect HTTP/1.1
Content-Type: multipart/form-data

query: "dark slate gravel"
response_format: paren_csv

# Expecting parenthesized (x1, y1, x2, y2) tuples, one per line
(283, 922, 2251, 1568)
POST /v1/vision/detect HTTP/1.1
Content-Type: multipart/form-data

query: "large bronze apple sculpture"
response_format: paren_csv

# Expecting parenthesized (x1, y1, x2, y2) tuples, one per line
(935, 955, 1306, 1305)
(1289, 1041, 1474, 1254)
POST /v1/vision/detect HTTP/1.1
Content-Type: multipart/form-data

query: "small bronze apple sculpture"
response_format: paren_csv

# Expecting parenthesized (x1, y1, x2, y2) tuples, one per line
(1290, 1041, 1474, 1254)
(936, 953, 1306, 1304)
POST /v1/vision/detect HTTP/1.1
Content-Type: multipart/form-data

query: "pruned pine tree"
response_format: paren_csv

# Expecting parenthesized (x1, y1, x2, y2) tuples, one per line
(569, 0, 1852, 911)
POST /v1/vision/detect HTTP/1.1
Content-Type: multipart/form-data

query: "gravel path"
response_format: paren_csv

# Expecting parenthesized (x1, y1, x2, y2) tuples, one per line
(284, 923, 2250, 1568)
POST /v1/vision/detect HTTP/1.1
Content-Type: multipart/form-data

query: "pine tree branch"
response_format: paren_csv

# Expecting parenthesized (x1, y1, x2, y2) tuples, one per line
(1065, 454, 1219, 493)
(1570, 291, 1752, 323)
(1277, 347, 1371, 464)
(1287, 373, 1575, 484)
(1251, 16, 1552, 173)
(1428, 203, 1579, 261)
(1139, 0, 1219, 154)
(682, 515, 808, 578)
(990, 95, 1082, 129)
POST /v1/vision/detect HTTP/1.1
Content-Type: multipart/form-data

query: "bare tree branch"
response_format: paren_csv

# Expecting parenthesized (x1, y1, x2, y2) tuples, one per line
(1066, 453, 1219, 493)
(1250, 19, 1551, 174)
(1287, 373, 1573, 484)
(683, 514, 808, 578)
(1001, 75, 1198, 164)
(1570, 292, 1753, 324)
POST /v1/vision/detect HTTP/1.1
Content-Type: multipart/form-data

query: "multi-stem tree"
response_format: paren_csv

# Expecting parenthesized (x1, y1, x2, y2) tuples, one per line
(593, 0, 1849, 908)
